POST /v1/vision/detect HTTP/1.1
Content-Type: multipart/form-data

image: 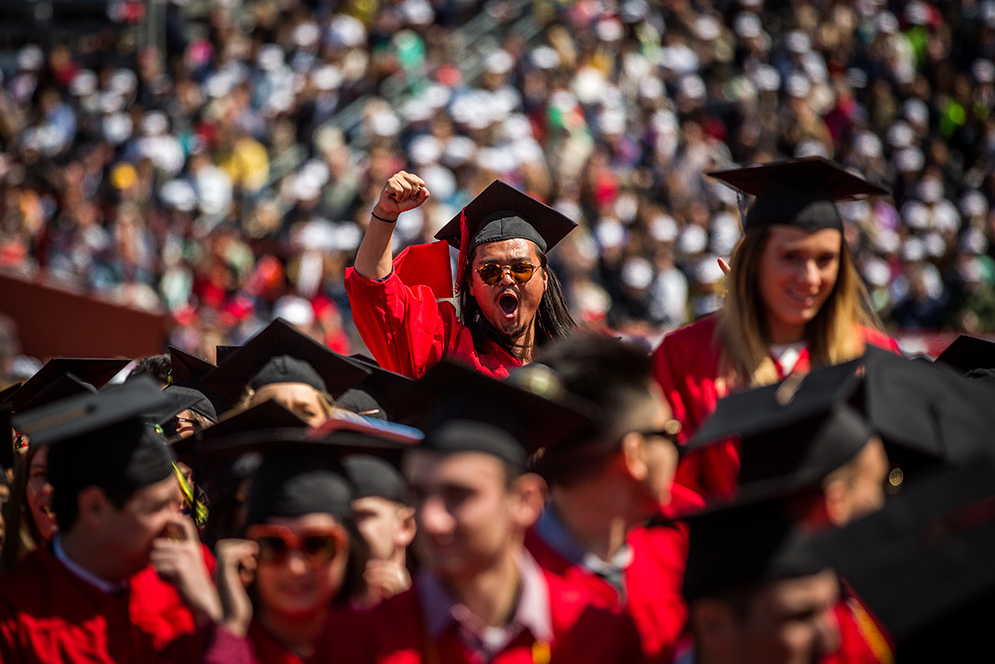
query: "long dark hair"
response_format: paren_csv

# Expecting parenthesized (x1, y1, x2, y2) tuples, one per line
(456, 245, 576, 355)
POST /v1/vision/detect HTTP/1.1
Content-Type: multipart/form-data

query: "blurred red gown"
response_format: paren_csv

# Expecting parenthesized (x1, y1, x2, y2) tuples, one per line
(525, 485, 704, 664)
(651, 314, 901, 498)
(0, 547, 205, 663)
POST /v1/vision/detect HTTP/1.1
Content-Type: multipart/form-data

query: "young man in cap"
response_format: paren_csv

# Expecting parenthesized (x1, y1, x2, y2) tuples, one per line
(0, 377, 223, 663)
(675, 498, 842, 664)
(521, 333, 701, 663)
(343, 454, 417, 606)
(325, 360, 643, 663)
(347, 171, 577, 379)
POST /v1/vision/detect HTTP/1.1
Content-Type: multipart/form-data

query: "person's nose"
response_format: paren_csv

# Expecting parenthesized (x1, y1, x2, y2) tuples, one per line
(799, 259, 821, 288)
(498, 266, 516, 286)
(284, 548, 310, 575)
(418, 495, 455, 536)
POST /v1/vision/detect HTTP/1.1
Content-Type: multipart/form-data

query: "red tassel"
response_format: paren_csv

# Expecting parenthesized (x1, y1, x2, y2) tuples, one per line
(455, 206, 469, 292)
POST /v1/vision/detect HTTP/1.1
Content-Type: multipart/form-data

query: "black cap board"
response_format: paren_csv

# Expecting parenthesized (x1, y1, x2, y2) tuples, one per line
(682, 496, 831, 601)
(203, 319, 371, 401)
(343, 454, 409, 504)
(708, 156, 889, 232)
(168, 346, 217, 382)
(15, 373, 98, 415)
(398, 359, 599, 469)
(11, 375, 177, 499)
(0, 406, 12, 471)
(0, 383, 21, 405)
(142, 385, 214, 432)
(215, 345, 238, 366)
(2, 358, 131, 412)
(434, 180, 577, 256)
(336, 389, 388, 421)
(163, 384, 218, 423)
(347, 354, 417, 423)
(812, 460, 995, 662)
(933, 334, 995, 375)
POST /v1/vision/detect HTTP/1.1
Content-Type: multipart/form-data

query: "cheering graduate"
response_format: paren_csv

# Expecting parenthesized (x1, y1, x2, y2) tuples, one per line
(0, 377, 223, 663)
(347, 171, 577, 379)
(321, 360, 643, 664)
(203, 318, 371, 427)
(521, 333, 701, 663)
(652, 157, 900, 498)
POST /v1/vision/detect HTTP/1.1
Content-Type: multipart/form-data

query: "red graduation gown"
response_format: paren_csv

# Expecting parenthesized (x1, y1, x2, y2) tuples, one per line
(0, 547, 204, 664)
(319, 570, 643, 664)
(524, 486, 703, 664)
(345, 266, 521, 380)
(651, 315, 901, 497)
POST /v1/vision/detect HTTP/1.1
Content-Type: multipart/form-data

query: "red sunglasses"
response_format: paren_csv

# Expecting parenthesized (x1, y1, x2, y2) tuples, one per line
(246, 524, 346, 566)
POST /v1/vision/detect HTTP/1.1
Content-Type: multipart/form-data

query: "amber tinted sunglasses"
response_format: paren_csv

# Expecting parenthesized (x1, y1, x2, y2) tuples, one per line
(475, 261, 540, 286)
(246, 524, 346, 566)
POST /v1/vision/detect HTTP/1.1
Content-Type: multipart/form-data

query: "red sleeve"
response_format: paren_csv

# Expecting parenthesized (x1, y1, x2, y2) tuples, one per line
(345, 267, 458, 380)
(861, 327, 901, 355)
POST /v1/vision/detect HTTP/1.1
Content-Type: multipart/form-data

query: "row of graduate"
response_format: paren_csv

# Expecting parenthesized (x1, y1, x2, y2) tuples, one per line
(0, 157, 994, 663)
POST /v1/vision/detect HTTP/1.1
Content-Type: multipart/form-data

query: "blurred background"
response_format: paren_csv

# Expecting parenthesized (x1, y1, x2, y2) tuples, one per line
(0, 0, 992, 380)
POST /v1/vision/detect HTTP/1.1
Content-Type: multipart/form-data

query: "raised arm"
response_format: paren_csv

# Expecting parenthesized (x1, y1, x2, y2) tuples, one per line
(353, 171, 430, 280)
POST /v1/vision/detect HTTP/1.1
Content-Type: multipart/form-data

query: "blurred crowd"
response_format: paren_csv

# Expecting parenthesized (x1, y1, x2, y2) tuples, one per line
(2, 0, 995, 362)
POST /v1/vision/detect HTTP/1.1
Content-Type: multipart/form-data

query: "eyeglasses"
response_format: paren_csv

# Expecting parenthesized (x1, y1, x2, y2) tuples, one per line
(634, 419, 683, 445)
(247, 524, 346, 566)
(474, 261, 540, 286)
(175, 417, 196, 425)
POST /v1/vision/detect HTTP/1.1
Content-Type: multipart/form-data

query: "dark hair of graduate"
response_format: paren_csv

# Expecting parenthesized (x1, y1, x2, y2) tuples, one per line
(126, 354, 172, 385)
(456, 245, 576, 354)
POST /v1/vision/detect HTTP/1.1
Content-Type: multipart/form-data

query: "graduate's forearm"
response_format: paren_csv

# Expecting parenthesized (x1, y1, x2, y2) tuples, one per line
(354, 215, 397, 280)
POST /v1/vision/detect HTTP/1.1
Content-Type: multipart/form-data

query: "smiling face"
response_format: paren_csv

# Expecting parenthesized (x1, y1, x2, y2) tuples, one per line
(757, 226, 842, 344)
(26, 445, 57, 544)
(467, 239, 548, 344)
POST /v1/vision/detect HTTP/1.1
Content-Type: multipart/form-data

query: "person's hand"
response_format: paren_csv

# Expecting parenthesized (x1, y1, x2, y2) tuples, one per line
(374, 171, 430, 220)
(363, 559, 411, 604)
(150, 513, 223, 627)
(213, 538, 259, 637)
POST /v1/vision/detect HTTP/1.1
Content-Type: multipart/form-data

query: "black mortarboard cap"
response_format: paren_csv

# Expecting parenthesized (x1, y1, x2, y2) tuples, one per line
(343, 454, 409, 504)
(215, 345, 238, 366)
(15, 373, 98, 415)
(0, 383, 22, 405)
(434, 180, 577, 255)
(12, 375, 177, 495)
(163, 384, 217, 422)
(398, 359, 597, 468)
(682, 496, 830, 601)
(168, 346, 217, 382)
(708, 156, 889, 232)
(0, 405, 12, 471)
(347, 354, 417, 423)
(933, 334, 995, 375)
(813, 460, 995, 662)
(336, 388, 388, 420)
(2, 358, 130, 412)
(203, 319, 371, 401)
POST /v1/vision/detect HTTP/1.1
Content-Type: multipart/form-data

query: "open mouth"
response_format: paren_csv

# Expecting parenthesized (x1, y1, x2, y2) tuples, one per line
(499, 293, 519, 317)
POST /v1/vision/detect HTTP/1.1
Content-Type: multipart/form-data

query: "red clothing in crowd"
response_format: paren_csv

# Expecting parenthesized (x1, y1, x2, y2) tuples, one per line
(323, 568, 643, 664)
(0, 547, 205, 663)
(651, 315, 901, 498)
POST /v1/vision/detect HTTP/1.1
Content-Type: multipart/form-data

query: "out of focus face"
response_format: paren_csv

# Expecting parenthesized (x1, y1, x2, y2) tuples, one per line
(252, 383, 328, 427)
(468, 239, 548, 343)
(757, 226, 841, 344)
(174, 409, 199, 439)
(405, 451, 519, 582)
(26, 445, 58, 544)
(353, 496, 410, 561)
(106, 474, 184, 579)
(833, 436, 890, 526)
(635, 382, 681, 512)
(735, 569, 841, 664)
(253, 513, 349, 618)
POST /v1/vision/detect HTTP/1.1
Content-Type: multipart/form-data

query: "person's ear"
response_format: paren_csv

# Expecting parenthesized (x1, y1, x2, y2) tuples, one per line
(77, 486, 111, 529)
(509, 472, 547, 529)
(620, 432, 648, 482)
(394, 505, 417, 549)
(822, 477, 850, 527)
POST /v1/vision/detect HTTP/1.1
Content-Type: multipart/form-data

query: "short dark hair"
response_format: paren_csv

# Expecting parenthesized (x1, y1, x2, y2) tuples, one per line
(127, 354, 171, 385)
(532, 332, 658, 486)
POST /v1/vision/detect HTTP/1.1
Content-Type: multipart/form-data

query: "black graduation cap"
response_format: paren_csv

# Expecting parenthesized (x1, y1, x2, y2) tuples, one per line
(0, 382, 21, 405)
(163, 384, 217, 422)
(197, 416, 420, 527)
(2, 358, 131, 412)
(203, 319, 371, 401)
(215, 345, 238, 366)
(343, 454, 409, 504)
(168, 346, 216, 382)
(11, 375, 177, 496)
(346, 354, 417, 423)
(142, 385, 213, 433)
(681, 496, 831, 601)
(434, 180, 577, 256)
(15, 373, 98, 415)
(708, 156, 889, 232)
(933, 334, 995, 375)
(0, 405, 13, 472)
(812, 460, 995, 662)
(398, 359, 598, 469)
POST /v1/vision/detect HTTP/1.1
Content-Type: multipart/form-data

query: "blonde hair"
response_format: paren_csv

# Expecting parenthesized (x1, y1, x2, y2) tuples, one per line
(717, 225, 882, 388)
